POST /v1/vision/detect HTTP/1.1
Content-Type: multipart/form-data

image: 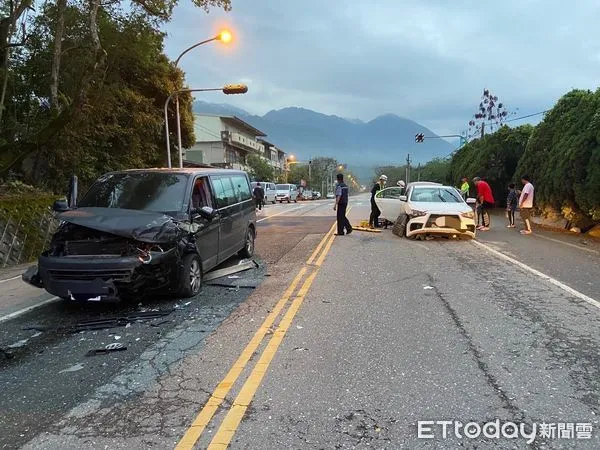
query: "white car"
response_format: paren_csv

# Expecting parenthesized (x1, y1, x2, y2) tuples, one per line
(374, 182, 477, 239)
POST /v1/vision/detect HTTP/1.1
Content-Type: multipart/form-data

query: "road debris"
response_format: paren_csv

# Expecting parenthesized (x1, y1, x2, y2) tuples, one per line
(74, 310, 174, 331)
(86, 342, 127, 356)
(423, 286, 434, 290)
(203, 260, 257, 282)
(59, 363, 84, 374)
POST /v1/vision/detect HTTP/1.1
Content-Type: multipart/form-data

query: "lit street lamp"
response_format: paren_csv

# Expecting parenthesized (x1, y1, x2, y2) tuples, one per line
(164, 84, 248, 168)
(165, 30, 233, 168)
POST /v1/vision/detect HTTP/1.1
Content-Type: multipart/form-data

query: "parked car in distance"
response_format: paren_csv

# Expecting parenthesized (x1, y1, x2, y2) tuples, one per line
(251, 181, 277, 204)
(22, 168, 257, 303)
(326, 192, 335, 199)
(276, 183, 298, 203)
(312, 191, 321, 200)
(374, 182, 477, 239)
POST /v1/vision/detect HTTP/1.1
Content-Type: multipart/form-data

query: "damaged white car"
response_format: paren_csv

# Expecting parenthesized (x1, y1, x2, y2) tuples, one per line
(22, 168, 257, 302)
(375, 182, 477, 239)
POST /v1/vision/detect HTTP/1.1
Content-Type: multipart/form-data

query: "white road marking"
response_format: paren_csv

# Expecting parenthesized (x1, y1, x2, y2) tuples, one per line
(471, 240, 600, 310)
(0, 275, 21, 283)
(0, 296, 60, 323)
(533, 233, 600, 255)
(257, 205, 305, 223)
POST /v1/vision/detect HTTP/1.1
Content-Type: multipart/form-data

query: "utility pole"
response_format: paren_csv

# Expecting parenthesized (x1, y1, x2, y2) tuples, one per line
(480, 122, 485, 139)
(308, 158, 312, 189)
(417, 163, 421, 181)
(406, 154, 412, 184)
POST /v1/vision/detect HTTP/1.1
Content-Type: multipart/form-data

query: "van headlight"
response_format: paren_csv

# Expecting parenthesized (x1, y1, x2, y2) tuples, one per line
(461, 211, 475, 219)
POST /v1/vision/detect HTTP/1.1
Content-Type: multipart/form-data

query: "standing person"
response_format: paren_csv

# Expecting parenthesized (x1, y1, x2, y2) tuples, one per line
(473, 177, 495, 231)
(252, 182, 265, 211)
(369, 174, 387, 228)
(460, 176, 470, 200)
(506, 183, 518, 228)
(333, 173, 352, 236)
(519, 175, 535, 235)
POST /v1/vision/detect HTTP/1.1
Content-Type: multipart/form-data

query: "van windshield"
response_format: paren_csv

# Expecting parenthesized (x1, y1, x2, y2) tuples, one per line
(276, 184, 290, 190)
(79, 172, 189, 214)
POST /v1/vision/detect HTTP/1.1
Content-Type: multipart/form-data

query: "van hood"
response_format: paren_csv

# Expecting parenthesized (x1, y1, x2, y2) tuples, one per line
(408, 201, 471, 214)
(58, 207, 181, 243)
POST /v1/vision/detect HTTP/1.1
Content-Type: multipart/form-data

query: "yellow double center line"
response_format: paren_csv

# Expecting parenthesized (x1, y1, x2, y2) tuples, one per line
(176, 213, 346, 449)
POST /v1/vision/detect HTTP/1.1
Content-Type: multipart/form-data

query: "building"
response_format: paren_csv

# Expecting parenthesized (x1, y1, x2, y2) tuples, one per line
(185, 114, 286, 172)
(257, 138, 286, 171)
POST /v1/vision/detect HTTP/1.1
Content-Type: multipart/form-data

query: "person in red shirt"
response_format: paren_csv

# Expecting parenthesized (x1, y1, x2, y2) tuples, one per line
(473, 177, 495, 231)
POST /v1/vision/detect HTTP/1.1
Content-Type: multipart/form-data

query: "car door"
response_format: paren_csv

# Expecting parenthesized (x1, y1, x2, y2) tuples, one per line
(375, 187, 404, 219)
(190, 176, 220, 272)
(210, 176, 237, 263)
(230, 174, 253, 248)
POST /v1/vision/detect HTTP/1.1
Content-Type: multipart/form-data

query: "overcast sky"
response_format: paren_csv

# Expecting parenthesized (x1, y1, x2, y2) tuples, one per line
(162, 0, 600, 137)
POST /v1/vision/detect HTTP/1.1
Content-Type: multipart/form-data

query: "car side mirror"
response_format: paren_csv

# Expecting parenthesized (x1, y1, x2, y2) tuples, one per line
(53, 199, 70, 213)
(399, 195, 408, 202)
(466, 197, 477, 205)
(192, 206, 217, 221)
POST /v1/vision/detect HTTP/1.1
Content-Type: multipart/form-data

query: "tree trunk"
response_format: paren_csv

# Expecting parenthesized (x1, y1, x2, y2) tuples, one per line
(50, 0, 67, 110)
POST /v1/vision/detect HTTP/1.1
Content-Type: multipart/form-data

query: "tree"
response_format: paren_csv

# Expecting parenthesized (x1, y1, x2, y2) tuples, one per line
(449, 125, 533, 205)
(246, 154, 274, 182)
(467, 89, 516, 140)
(515, 89, 600, 223)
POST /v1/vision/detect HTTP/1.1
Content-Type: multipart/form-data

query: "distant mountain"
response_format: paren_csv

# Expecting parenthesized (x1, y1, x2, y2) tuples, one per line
(192, 101, 455, 183)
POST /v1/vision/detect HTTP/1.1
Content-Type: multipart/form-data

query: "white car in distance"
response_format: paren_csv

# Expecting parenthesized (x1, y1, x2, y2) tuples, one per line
(374, 182, 477, 239)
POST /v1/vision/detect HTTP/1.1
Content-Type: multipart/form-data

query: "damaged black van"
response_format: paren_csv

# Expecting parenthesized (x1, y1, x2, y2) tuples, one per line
(22, 168, 256, 302)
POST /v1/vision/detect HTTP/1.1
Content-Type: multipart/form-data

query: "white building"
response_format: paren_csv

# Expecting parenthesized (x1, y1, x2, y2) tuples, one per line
(185, 114, 286, 172)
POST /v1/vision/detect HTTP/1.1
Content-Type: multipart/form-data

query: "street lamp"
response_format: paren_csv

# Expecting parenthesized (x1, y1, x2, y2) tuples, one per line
(164, 84, 248, 168)
(165, 30, 233, 168)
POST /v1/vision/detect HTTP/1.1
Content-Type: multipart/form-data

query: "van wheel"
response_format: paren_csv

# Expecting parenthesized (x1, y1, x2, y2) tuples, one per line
(272, 200, 276, 204)
(239, 227, 255, 258)
(177, 254, 202, 298)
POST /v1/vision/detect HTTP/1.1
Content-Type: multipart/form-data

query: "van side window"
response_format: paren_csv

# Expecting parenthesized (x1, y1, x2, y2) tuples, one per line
(211, 178, 226, 208)
(191, 176, 213, 210)
(232, 175, 252, 201)
(220, 177, 236, 206)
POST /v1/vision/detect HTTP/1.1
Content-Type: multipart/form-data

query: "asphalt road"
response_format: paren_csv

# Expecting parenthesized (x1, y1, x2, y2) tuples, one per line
(1, 194, 599, 449)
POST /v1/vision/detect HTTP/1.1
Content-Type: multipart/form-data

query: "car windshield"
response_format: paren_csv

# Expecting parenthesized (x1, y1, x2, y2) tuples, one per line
(78, 172, 189, 214)
(410, 187, 464, 203)
(276, 184, 289, 190)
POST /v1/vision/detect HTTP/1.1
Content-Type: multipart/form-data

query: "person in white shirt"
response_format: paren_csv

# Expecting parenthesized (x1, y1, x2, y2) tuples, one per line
(519, 175, 534, 234)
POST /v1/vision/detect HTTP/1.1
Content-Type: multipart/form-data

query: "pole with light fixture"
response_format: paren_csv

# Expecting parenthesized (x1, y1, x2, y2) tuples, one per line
(164, 84, 248, 168)
(165, 30, 233, 168)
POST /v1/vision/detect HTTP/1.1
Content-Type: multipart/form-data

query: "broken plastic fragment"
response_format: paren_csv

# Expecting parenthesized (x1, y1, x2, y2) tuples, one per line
(67, 290, 76, 301)
(88, 296, 101, 302)
(59, 363, 84, 374)
(423, 286, 434, 290)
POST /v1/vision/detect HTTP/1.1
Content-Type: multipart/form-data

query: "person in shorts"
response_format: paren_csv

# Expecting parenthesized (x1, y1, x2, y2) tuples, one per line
(519, 175, 535, 234)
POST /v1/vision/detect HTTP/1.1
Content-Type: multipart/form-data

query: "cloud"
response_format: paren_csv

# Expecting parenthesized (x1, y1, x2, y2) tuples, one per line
(162, 0, 600, 135)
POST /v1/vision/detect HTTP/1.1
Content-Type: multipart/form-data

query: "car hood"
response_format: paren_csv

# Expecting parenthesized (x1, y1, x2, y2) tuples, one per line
(408, 201, 471, 214)
(58, 207, 181, 243)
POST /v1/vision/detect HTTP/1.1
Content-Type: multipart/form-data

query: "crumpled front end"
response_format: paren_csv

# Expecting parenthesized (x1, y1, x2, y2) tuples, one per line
(406, 213, 476, 239)
(34, 222, 182, 302)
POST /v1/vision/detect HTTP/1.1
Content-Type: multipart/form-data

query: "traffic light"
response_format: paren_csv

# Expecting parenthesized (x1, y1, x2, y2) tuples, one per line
(415, 133, 425, 143)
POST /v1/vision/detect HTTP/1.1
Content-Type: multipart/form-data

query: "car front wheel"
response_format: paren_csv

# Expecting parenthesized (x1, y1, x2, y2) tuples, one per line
(177, 253, 202, 298)
(239, 227, 255, 258)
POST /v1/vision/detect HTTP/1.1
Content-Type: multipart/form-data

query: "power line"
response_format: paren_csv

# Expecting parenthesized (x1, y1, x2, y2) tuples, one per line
(505, 109, 551, 123)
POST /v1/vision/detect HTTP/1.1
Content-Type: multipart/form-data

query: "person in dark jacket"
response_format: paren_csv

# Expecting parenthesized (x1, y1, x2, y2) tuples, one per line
(369, 174, 387, 228)
(333, 173, 352, 235)
(506, 183, 518, 228)
(252, 182, 265, 210)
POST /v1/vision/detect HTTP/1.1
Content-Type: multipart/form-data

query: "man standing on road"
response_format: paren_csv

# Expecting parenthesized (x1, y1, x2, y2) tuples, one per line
(460, 176, 470, 200)
(369, 174, 387, 228)
(519, 175, 535, 235)
(473, 177, 494, 231)
(334, 173, 352, 236)
(252, 182, 265, 211)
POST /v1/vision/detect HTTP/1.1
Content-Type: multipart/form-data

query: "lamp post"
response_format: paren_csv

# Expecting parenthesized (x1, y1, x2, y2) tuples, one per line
(165, 30, 232, 168)
(164, 84, 247, 168)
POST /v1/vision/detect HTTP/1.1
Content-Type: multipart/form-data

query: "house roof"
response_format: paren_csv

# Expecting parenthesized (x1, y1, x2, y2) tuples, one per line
(195, 114, 266, 137)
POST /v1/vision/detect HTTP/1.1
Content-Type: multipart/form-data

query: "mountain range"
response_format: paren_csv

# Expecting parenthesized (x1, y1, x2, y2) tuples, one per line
(192, 101, 456, 182)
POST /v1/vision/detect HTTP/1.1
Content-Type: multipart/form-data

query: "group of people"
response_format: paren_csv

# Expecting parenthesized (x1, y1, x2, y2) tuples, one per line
(461, 175, 535, 235)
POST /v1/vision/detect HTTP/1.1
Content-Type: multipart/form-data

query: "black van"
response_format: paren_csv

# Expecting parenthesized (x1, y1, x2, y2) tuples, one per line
(23, 168, 256, 302)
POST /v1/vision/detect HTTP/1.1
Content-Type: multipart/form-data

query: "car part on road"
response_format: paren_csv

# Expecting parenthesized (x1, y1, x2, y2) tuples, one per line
(73, 310, 174, 331)
(202, 260, 257, 282)
(350, 226, 382, 233)
(86, 342, 127, 356)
